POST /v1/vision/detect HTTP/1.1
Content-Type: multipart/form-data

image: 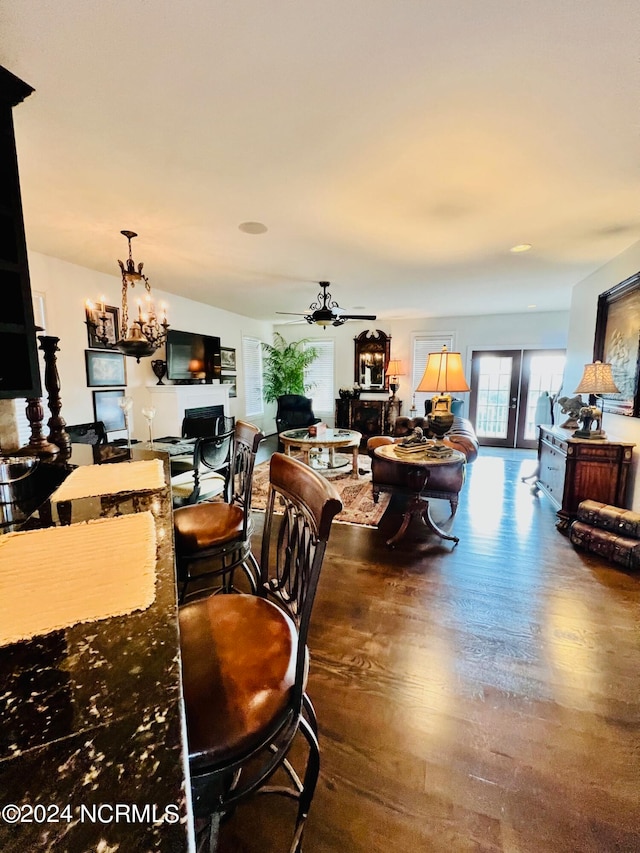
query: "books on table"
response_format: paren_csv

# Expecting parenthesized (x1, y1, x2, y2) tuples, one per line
(394, 441, 454, 459)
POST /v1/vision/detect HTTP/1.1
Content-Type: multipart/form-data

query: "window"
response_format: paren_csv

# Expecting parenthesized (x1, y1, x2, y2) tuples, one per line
(304, 339, 334, 414)
(15, 400, 31, 446)
(412, 334, 453, 415)
(242, 336, 264, 417)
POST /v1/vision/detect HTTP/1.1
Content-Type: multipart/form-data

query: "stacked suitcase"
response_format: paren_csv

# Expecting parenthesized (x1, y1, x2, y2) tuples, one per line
(570, 500, 640, 570)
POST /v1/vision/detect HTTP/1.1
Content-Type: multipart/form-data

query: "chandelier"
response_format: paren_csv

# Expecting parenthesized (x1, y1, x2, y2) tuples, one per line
(115, 230, 169, 361)
(87, 230, 169, 362)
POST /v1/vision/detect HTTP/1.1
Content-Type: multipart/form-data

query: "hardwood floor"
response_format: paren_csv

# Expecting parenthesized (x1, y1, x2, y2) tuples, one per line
(217, 447, 640, 852)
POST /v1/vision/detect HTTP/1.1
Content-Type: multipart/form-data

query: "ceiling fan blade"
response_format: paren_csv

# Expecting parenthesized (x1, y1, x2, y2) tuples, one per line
(339, 314, 377, 321)
(276, 311, 310, 316)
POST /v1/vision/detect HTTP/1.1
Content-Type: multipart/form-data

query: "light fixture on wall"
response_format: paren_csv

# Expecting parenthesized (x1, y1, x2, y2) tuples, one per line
(115, 230, 169, 362)
(415, 346, 470, 449)
(573, 360, 619, 439)
(385, 359, 404, 403)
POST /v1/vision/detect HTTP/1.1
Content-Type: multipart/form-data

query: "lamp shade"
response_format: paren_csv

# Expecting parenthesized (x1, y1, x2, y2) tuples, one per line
(415, 346, 470, 393)
(385, 359, 403, 378)
(573, 361, 619, 395)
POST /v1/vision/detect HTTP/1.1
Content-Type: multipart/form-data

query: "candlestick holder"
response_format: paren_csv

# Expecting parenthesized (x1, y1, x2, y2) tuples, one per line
(117, 396, 134, 449)
(142, 406, 156, 447)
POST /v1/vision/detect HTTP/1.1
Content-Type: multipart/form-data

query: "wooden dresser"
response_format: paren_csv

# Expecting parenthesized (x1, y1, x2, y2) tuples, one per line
(534, 425, 635, 530)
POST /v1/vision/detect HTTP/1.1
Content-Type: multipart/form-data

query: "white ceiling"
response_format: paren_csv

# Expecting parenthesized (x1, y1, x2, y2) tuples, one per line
(3, 1, 639, 325)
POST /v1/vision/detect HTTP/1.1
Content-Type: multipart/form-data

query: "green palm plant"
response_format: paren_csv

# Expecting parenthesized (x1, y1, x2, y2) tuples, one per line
(262, 332, 319, 403)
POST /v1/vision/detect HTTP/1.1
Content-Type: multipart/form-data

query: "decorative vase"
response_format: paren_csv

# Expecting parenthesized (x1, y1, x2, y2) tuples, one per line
(151, 359, 167, 385)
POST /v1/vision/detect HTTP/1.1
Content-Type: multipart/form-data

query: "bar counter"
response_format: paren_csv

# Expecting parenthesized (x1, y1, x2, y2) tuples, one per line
(0, 445, 194, 852)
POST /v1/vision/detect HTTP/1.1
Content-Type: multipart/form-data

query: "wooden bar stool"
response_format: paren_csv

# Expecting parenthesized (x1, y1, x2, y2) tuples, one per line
(179, 452, 342, 852)
(173, 420, 264, 601)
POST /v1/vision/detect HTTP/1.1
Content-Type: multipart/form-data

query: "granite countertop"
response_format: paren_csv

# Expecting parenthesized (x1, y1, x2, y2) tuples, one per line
(0, 446, 194, 852)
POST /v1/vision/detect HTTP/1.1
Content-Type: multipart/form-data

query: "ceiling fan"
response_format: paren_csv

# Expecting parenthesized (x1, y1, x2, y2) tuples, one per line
(277, 281, 376, 327)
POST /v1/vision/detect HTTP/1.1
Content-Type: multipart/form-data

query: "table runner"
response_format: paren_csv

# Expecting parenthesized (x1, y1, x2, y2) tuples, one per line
(51, 459, 164, 502)
(0, 512, 157, 646)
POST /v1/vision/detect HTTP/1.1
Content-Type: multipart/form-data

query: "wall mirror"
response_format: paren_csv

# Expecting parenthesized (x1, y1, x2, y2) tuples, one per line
(354, 329, 391, 391)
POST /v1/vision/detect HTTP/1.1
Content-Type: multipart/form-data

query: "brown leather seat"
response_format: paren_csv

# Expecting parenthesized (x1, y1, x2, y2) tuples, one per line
(179, 453, 342, 852)
(174, 502, 244, 552)
(180, 594, 297, 767)
(173, 420, 264, 601)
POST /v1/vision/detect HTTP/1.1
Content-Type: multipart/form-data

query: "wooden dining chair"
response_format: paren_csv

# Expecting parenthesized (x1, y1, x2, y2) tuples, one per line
(66, 421, 108, 445)
(170, 429, 234, 507)
(179, 452, 342, 853)
(173, 420, 264, 601)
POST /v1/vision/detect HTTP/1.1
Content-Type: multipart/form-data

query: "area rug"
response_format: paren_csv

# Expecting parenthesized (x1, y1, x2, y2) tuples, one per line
(251, 454, 390, 527)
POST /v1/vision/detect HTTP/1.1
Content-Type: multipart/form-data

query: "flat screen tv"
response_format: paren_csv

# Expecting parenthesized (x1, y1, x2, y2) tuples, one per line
(166, 329, 221, 382)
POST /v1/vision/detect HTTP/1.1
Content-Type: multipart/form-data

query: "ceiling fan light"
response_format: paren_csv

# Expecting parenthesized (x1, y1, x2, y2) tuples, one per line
(280, 281, 376, 327)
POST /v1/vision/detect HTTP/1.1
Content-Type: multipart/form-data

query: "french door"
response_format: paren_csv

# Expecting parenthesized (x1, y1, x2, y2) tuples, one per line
(469, 349, 565, 449)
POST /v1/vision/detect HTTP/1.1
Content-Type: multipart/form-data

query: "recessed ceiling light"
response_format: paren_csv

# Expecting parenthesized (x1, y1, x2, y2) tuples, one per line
(528, 304, 537, 309)
(510, 243, 532, 253)
(238, 221, 267, 234)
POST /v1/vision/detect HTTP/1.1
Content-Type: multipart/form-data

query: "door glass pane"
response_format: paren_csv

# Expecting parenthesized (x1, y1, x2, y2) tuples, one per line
(523, 354, 566, 439)
(475, 356, 513, 439)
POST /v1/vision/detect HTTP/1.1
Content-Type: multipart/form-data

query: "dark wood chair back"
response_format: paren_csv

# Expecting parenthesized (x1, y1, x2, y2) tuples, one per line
(260, 452, 343, 704)
(173, 429, 234, 506)
(66, 421, 108, 445)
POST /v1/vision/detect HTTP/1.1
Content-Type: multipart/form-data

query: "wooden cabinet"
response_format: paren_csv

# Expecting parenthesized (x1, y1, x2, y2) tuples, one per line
(335, 397, 399, 440)
(0, 67, 41, 399)
(535, 425, 635, 530)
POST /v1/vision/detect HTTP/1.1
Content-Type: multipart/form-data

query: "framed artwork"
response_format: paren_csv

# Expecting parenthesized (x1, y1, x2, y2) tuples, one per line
(221, 375, 237, 398)
(593, 270, 640, 417)
(85, 304, 120, 349)
(85, 350, 127, 387)
(93, 389, 126, 432)
(220, 347, 236, 372)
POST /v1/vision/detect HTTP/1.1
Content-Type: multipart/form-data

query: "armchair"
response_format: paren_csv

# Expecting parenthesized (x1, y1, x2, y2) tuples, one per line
(275, 394, 321, 449)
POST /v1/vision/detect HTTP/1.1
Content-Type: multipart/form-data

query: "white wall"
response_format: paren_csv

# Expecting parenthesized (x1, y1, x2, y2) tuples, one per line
(276, 310, 569, 423)
(27, 252, 275, 439)
(563, 239, 640, 508)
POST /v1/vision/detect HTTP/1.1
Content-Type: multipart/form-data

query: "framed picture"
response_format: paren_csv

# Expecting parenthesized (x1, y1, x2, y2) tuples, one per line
(220, 347, 236, 372)
(85, 304, 120, 349)
(593, 271, 640, 417)
(85, 350, 126, 387)
(221, 375, 237, 398)
(93, 389, 126, 432)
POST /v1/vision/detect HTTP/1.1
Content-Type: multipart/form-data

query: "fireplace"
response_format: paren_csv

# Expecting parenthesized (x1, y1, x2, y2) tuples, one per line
(182, 405, 228, 438)
(147, 384, 229, 438)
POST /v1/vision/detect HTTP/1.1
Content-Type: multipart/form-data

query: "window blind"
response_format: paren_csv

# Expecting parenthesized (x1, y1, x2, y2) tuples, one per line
(15, 400, 31, 446)
(411, 334, 453, 416)
(242, 336, 264, 417)
(304, 339, 334, 415)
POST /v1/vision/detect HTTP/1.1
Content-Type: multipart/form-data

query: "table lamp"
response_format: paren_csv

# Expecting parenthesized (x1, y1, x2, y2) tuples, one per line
(385, 359, 404, 403)
(415, 346, 470, 445)
(573, 360, 619, 439)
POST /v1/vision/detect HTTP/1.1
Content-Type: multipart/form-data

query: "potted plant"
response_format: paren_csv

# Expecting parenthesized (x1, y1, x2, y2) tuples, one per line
(262, 332, 319, 402)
